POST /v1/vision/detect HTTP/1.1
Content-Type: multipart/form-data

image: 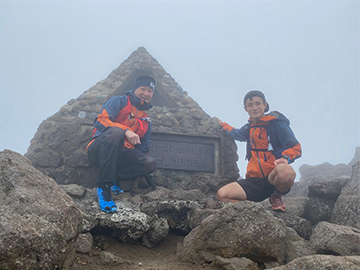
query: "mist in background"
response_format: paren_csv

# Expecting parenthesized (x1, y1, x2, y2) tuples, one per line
(1, 0, 359, 180)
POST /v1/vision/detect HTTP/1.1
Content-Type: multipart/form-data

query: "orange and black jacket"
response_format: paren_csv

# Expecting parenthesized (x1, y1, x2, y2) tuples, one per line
(87, 91, 153, 153)
(221, 111, 302, 179)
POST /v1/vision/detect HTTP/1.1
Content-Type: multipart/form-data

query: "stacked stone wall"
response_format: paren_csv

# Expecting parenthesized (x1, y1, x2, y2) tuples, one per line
(25, 47, 239, 194)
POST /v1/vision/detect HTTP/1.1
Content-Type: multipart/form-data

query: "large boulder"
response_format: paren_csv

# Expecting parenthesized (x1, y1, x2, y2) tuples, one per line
(211, 256, 261, 270)
(260, 197, 312, 239)
(62, 185, 207, 247)
(349, 146, 360, 167)
(261, 196, 309, 218)
(271, 211, 312, 240)
(308, 178, 350, 201)
(310, 221, 360, 256)
(288, 162, 352, 197)
(177, 202, 314, 265)
(304, 197, 335, 225)
(270, 255, 360, 270)
(331, 161, 360, 229)
(0, 150, 82, 269)
(299, 162, 352, 180)
(300, 178, 349, 225)
(62, 186, 170, 247)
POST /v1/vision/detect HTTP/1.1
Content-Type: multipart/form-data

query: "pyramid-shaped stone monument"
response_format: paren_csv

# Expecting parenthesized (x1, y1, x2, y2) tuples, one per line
(25, 47, 239, 194)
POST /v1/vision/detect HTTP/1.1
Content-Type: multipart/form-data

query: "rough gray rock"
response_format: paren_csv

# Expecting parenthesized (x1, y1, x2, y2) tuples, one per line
(349, 146, 360, 167)
(74, 233, 93, 254)
(299, 162, 352, 180)
(310, 221, 360, 256)
(186, 208, 217, 229)
(2, 149, 360, 269)
(63, 184, 206, 246)
(177, 202, 314, 265)
(288, 162, 352, 197)
(143, 216, 169, 247)
(169, 188, 206, 201)
(271, 211, 312, 240)
(304, 197, 335, 225)
(260, 197, 312, 239)
(66, 189, 171, 246)
(331, 162, 360, 229)
(261, 196, 309, 218)
(3, 148, 360, 269)
(211, 255, 260, 270)
(302, 179, 352, 225)
(99, 251, 128, 266)
(270, 255, 360, 270)
(60, 184, 87, 198)
(0, 150, 82, 269)
(147, 199, 204, 234)
(293, 176, 350, 226)
(308, 178, 350, 201)
(97, 207, 152, 243)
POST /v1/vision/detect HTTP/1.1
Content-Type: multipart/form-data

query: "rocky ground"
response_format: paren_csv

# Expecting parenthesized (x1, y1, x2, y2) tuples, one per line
(69, 231, 212, 270)
(2, 150, 359, 270)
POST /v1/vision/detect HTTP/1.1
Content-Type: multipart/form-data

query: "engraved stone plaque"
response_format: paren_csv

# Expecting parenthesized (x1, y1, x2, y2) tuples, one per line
(149, 133, 217, 173)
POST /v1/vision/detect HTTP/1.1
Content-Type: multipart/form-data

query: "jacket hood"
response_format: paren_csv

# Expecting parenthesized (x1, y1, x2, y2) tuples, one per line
(267, 111, 290, 125)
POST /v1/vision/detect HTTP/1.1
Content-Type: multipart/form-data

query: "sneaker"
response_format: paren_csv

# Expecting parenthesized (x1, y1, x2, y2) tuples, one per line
(97, 184, 117, 213)
(111, 180, 124, 195)
(269, 194, 286, 212)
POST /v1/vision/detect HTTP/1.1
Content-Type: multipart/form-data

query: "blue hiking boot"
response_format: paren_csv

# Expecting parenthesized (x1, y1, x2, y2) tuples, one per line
(97, 184, 117, 213)
(111, 179, 124, 195)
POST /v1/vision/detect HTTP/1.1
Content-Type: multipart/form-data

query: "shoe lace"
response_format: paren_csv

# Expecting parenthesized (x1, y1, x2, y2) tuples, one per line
(100, 186, 112, 202)
(272, 195, 283, 205)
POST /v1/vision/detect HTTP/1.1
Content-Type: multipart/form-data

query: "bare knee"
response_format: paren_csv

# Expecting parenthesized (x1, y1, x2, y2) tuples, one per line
(271, 164, 295, 190)
(216, 187, 226, 201)
(279, 165, 295, 184)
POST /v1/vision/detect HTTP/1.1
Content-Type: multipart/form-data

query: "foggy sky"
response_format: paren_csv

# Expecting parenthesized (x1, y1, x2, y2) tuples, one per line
(1, 0, 359, 180)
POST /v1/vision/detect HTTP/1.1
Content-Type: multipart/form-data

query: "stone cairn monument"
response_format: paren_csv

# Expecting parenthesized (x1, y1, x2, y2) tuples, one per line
(25, 47, 239, 195)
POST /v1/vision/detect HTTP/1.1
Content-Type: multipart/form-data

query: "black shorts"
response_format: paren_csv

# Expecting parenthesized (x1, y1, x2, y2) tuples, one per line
(237, 176, 276, 202)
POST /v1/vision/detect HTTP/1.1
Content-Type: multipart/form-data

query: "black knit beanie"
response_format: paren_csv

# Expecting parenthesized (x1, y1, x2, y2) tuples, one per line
(133, 75, 156, 91)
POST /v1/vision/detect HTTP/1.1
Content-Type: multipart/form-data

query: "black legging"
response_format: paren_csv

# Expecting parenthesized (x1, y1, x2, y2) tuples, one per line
(87, 127, 156, 186)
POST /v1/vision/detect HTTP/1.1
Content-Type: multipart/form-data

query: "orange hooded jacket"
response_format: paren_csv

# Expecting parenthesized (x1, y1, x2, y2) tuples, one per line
(87, 91, 152, 153)
(221, 111, 301, 179)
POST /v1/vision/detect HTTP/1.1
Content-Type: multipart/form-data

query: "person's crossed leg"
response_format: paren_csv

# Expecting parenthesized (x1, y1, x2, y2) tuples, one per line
(217, 163, 295, 211)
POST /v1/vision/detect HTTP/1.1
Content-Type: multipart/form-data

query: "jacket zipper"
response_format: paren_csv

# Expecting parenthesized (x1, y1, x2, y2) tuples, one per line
(251, 126, 266, 178)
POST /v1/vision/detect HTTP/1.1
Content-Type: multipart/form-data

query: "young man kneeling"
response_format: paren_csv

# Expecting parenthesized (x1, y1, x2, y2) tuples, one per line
(217, 90, 302, 211)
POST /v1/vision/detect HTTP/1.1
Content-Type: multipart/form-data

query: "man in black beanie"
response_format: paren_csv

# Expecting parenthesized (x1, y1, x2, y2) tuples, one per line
(87, 75, 157, 213)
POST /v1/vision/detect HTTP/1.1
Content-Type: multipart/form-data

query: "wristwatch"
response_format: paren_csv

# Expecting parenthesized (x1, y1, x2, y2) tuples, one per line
(282, 155, 290, 163)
